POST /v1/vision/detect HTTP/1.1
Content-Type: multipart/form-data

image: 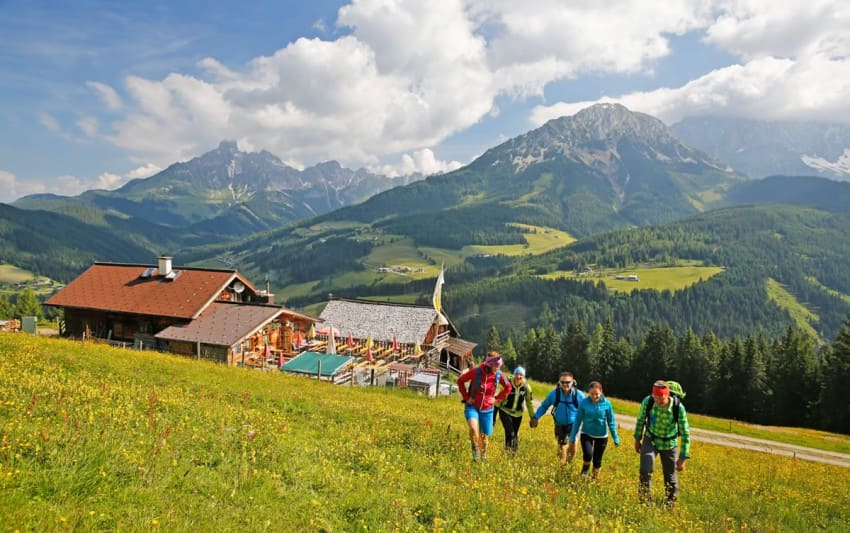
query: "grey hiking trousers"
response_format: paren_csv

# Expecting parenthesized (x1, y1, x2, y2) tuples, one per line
(638, 438, 678, 503)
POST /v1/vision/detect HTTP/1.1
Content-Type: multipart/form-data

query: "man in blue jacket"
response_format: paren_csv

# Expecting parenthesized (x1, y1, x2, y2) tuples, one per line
(531, 371, 585, 465)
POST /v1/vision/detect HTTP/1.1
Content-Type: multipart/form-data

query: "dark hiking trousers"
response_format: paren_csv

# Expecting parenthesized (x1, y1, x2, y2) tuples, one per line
(580, 433, 609, 468)
(498, 408, 523, 452)
(639, 438, 678, 503)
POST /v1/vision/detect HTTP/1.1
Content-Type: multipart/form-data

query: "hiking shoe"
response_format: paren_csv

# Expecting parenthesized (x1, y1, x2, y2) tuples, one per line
(472, 446, 481, 462)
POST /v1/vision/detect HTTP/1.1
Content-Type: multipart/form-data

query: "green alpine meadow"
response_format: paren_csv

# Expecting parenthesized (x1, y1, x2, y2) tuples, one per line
(2, 333, 849, 531)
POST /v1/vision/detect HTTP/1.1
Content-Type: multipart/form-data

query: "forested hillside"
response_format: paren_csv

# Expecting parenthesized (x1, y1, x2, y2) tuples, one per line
(488, 314, 850, 434)
(0, 204, 155, 281)
(446, 205, 850, 343)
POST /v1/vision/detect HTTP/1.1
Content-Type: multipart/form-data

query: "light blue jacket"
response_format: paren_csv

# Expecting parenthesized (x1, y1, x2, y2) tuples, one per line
(533, 386, 585, 426)
(569, 395, 620, 445)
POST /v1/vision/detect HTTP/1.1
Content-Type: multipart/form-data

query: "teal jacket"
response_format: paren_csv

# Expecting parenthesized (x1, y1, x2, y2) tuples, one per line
(569, 395, 620, 445)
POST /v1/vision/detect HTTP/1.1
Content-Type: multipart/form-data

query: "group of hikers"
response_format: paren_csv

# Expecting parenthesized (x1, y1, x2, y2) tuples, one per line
(457, 352, 691, 508)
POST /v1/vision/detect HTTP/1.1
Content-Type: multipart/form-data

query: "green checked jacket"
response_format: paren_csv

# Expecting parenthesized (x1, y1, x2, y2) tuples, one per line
(633, 396, 691, 459)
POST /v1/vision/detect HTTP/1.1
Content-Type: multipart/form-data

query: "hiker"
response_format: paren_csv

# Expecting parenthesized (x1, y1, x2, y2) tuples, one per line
(530, 371, 585, 464)
(495, 366, 535, 453)
(633, 380, 691, 508)
(568, 381, 620, 479)
(457, 352, 512, 462)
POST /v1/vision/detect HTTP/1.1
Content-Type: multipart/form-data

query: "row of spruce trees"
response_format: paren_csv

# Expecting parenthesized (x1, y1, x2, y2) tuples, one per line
(0, 287, 44, 321)
(486, 315, 850, 435)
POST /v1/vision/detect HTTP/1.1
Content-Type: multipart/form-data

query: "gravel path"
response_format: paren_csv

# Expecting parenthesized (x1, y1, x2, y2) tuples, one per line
(617, 414, 850, 469)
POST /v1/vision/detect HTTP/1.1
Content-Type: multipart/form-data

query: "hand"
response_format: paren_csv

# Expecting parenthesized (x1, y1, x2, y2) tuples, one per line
(676, 458, 686, 472)
(633, 440, 642, 454)
(614, 441, 620, 447)
(529, 417, 538, 428)
(566, 444, 576, 463)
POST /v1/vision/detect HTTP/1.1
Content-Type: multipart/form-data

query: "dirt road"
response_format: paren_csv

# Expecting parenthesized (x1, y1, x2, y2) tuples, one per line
(618, 414, 850, 469)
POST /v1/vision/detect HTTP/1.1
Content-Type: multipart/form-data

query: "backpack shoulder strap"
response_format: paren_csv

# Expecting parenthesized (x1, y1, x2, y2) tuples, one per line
(671, 395, 680, 426)
(642, 395, 653, 429)
(571, 389, 579, 408)
(470, 367, 483, 398)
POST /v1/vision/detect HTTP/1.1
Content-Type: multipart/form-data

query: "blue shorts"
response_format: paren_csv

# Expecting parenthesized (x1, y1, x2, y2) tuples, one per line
(464, 405, 495, 436)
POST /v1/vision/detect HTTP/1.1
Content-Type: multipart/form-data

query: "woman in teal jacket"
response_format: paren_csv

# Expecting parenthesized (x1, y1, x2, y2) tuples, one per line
(568, 381, 620, 479)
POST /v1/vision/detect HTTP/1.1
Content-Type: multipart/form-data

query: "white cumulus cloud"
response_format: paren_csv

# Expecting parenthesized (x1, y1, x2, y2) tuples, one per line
(87, 81, 123, 111)
(371, 149, 463, 178)
(78, 0, 850, 179)
(94, 0, 720, 171)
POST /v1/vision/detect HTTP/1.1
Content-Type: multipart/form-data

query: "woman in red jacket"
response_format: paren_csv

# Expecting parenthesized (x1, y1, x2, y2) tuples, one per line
(457, 352, 512, 462)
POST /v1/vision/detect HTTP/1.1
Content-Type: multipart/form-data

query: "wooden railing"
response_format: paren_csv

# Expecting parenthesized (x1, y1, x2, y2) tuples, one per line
(433, 331, 450, 348)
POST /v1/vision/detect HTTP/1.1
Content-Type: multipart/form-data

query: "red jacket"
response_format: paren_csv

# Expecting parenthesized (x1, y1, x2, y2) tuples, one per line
(457, 365, 512, 410)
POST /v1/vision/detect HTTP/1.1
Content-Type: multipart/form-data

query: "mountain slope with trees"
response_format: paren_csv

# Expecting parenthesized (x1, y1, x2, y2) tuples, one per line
(14, 141, 420, 244)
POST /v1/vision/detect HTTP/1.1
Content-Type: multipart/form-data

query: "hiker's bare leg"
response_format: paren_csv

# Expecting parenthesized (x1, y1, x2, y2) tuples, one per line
(467, 418, 480, 449)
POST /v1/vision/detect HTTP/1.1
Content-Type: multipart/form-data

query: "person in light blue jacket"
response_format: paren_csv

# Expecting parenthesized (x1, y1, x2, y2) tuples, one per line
(531, 371, 585, 464)
(568, 381, 620, 479)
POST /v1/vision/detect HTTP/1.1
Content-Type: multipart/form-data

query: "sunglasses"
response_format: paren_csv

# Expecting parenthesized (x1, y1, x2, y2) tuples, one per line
(559, 380, 573, 385)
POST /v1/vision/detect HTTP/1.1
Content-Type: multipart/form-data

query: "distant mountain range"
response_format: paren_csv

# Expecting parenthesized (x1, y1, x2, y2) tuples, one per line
(672, 117, 850, 180)
(14, 141, 421, 239)
(9, 103, 850, 345)
(327, 103, 743, 242)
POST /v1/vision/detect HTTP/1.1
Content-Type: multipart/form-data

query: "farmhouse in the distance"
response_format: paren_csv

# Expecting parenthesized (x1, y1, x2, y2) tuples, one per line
(46, 256, 320, 367)
(318, 298, 476, 373)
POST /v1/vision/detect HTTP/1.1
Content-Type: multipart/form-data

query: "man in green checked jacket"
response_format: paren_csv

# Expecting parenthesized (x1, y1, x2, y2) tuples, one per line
(633, 380, 691, 508)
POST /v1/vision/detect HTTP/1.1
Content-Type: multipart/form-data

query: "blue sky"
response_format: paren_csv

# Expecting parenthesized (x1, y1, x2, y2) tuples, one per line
(2, 0, 848, 202)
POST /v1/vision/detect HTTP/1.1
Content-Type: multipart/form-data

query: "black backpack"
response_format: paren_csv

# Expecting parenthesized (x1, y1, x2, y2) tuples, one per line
(554, 386, 579, 410)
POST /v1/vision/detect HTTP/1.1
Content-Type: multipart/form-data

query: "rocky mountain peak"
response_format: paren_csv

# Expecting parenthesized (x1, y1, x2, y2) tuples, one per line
(487, 103, 707, 176)
(216, 140, 240, 154)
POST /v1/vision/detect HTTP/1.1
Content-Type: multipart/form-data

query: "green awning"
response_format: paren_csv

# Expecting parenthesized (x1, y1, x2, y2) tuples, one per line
(280, 351, 354, 377)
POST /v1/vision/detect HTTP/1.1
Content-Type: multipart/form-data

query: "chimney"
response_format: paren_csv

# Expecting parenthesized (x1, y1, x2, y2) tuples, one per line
(158, 256, 173, 276)
(263, 279, 275, 304)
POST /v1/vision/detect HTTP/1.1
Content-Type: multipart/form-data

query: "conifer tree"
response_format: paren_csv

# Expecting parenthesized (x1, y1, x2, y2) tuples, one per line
(630, 324, 676, 398)
(561, 320, 591, 384)
(0, 293, 13, 319)
(770, 326, 818, 426)
(820, 315, 850, 433)
(536, 326, 560, 380)
(486, 326, 502, 355)
(501, 337, 518, 366)
(14, 287, 42, 320)
(518, 328, 540, 379)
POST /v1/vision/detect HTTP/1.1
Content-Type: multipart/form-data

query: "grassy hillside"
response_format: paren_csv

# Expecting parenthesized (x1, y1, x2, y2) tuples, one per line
(2, 333, 849, 530)
(765, 278, 821, 339)
(542, 263, 724, 294)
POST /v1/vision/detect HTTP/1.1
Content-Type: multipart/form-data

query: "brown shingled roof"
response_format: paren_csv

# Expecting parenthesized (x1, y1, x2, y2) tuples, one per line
(155, 302, 283, 346)
(45, 263, 251, 320)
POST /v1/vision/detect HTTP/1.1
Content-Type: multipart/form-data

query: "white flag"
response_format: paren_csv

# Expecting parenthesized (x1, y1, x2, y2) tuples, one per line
(326, 324, 336, 355)
(432, 265, 445, 314)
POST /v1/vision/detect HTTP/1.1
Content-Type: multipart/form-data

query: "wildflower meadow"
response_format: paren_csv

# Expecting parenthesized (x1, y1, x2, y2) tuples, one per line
(1, 333, 849, 531)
